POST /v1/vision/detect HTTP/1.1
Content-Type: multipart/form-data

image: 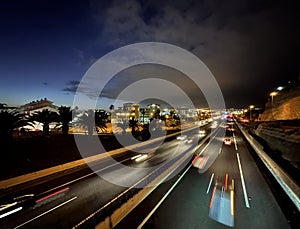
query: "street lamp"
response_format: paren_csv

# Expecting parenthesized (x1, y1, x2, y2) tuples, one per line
(269, 91, 278, 108)
(270, 91, 278, 120)
(249, 105, 255, 122)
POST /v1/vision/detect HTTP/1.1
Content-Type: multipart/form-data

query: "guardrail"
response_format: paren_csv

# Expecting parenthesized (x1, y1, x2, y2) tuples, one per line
(236, 122, 300, 211)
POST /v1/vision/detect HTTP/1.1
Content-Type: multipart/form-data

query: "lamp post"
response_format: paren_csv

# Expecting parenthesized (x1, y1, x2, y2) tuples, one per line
(269, 91, 278, 108)
(249, 105, 255, 122)
(270, 91, 278, 120)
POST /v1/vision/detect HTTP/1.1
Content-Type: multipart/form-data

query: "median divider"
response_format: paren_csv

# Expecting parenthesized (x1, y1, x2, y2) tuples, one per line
(0, 124, 201, 191)
(95, 137, 197, 229)
(236, 122, 300, 211)
(76, 122, 222, 229)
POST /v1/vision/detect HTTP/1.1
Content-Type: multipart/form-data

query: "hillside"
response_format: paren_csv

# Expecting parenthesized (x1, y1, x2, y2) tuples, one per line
(259, 85, 300, 121)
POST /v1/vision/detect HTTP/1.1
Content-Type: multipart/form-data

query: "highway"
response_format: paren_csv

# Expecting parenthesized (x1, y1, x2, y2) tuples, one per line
(117, 122, 291, 229)
(0, 125, 206, 228)
(0, 121, 293, 228)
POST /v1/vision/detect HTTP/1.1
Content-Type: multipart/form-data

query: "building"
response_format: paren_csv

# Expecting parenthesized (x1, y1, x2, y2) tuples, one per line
(19, 98, 58, 131)
(20, 98, 58, 115)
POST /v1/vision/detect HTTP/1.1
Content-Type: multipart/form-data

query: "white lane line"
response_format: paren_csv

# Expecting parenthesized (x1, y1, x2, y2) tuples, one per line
(41, 157, 131, 196)
(236, 153, 250, 208)
(206, 173, 215, 194)
(137, 164, 192, 229)
(233, 132, 238, 151)
(14, 196, 77, 229)
(199, 140, 210, 156)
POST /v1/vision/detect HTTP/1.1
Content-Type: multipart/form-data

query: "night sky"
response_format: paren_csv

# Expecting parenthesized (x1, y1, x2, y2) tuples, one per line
(0, 0, 299, 109)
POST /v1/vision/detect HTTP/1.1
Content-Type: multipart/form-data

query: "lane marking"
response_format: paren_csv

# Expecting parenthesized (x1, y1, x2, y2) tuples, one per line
(218, 148, 222, 155)
(0, 207, 22, 219)
(137, 164, 192, 229)
(199, 140, 210, 156)
(40, 157, 131, 196)
(233, 132, 238, 151)
(236, 153, 250, 208)
(206, 173, 215, 194)
(15, 196, 77, 229)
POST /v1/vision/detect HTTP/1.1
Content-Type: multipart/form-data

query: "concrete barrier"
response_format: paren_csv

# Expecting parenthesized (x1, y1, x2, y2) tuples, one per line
(237, 123, 300, 211)
(95, 138, 195, 229)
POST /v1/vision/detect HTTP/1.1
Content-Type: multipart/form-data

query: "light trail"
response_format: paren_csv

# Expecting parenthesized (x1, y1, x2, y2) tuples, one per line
(210, 185, 217, 209)
(224, 173, 229, 191)
(0, 207, 22, 219)
(36, 187, 69, 203)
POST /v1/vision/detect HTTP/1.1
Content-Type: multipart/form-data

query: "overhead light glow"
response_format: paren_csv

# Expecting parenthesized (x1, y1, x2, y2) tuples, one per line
(277, 86, 283, 91)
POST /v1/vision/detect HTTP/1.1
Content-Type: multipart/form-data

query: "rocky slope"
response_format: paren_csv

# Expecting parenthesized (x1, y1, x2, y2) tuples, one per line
(259, 85, 300, 121)
(255, 85, 300, 170)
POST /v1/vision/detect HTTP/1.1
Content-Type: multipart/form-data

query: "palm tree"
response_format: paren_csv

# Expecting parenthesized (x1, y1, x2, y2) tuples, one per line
(30, 109, 58, 135)
(0, 109, 31, 142)
(129, 118, 138, 137)
(95, 109, 109, 133)
(109, 104, 114, 111)
(58, 106, 73, 136)
(75, 109, 95, 136)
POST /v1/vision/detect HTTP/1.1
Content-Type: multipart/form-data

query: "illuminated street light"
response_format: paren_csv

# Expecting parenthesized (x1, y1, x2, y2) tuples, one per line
(277, 86, 283, 91)
(270, 91, 278, 120)
(249, 105, 254, 122)
(270, 91, 278, 108)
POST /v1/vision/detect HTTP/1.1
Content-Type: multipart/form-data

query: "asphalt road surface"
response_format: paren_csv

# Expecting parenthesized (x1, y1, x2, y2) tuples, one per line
(0, 125, 207, 229)
(117, 122, 291, 229)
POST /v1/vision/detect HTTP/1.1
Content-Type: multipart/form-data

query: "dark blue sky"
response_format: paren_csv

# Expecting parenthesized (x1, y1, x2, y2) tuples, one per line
(0, 0, 299, 108)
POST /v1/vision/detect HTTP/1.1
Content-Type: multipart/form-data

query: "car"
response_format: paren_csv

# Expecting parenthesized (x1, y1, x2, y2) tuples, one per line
(224, 138, 232, 145)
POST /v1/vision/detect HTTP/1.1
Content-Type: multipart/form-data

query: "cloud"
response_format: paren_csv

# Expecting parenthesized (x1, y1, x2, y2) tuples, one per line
(62, 80, 80, 93)
(87, 0, 299, 107)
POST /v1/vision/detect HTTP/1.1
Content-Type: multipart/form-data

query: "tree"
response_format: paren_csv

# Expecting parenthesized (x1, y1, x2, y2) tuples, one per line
(74, 109, 95, 136)
(109, 104, 114, 111)
(30, 109, 58, 135)
(140, 108, 146, 123)
(58, 106, 73, 136)
(129, 118, 139, 137)
(0, 109, 31, 142)
(95, 109, 109, 133)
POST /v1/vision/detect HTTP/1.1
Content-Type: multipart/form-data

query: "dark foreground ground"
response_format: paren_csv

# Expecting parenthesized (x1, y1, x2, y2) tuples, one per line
(0, 134, 118, 180)
(0, 130, 180, 181)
